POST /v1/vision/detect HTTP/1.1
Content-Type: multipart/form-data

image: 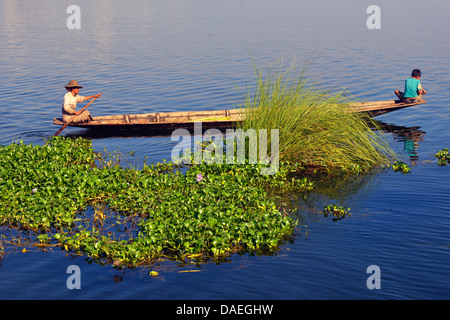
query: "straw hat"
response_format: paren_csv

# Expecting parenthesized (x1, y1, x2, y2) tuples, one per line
(64, 80, 83, 89)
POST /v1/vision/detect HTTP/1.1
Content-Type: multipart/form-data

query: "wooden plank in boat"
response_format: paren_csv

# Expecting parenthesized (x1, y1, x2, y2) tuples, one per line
(349, 99, 427, 116)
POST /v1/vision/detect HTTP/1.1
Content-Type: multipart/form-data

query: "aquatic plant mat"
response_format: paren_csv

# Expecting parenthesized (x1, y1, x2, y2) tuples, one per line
(0, 137, 308, 266)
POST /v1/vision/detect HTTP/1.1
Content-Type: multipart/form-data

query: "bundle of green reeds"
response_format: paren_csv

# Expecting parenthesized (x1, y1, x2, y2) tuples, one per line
(234, 61, 395, 174)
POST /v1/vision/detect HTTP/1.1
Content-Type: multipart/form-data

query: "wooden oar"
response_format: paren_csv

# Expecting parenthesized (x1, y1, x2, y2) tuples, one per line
(53, 93, 102, 136)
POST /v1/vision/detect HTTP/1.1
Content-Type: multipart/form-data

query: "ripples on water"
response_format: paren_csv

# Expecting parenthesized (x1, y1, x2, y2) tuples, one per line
(0, 0, 449, 299)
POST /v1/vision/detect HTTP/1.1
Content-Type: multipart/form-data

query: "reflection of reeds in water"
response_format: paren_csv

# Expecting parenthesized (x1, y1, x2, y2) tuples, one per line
(280, 122, 427, 223)
(234, 60, 396, 174)
(277, 168, 383, 221)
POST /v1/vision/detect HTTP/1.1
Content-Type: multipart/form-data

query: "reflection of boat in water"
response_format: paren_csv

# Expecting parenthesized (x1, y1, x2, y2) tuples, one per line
(374, 121, 426, 161)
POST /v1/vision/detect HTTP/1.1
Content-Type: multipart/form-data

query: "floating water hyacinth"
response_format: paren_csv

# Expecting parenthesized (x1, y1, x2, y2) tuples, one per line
(435, 148, 450, 166)
(0, 136, 299, 265)
(392, 161, 411, 174)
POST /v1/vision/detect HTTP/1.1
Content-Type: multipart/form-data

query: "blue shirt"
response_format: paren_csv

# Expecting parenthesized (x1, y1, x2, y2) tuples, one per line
(404, 78, 422, 98)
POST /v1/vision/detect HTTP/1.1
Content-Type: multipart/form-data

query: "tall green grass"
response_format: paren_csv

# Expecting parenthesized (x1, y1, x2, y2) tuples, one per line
(234, 61, 396, 174)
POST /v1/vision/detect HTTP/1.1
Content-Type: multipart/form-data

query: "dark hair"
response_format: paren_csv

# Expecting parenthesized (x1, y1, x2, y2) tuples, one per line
(411, 69, 421, 77)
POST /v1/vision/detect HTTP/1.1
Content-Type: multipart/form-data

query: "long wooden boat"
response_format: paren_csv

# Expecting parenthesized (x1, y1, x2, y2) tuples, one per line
(53, 99, 427, 133)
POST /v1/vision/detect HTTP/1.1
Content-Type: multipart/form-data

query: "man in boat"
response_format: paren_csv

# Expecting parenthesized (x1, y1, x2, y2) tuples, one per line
(62, 80, 102, 123)
(395, 69, 427, 103)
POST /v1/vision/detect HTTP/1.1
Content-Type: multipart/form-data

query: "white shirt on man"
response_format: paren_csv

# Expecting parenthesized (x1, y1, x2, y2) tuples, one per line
(62, 92, 87, 122)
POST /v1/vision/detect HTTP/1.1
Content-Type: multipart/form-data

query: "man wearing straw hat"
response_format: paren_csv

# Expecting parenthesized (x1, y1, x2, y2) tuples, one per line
(62, 80, 102, 122)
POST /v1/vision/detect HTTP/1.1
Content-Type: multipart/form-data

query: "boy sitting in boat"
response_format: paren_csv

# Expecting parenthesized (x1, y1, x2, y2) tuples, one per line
(395, 69, 427, 103)
(62, 80, 102, 122)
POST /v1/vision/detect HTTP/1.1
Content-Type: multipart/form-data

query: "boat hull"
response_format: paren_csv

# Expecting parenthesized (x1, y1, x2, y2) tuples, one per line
(53, 99, 427, 132)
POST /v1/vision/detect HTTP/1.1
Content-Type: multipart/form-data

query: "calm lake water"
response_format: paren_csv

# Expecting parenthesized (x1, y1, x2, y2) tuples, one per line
(0, 0, 449, 300)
